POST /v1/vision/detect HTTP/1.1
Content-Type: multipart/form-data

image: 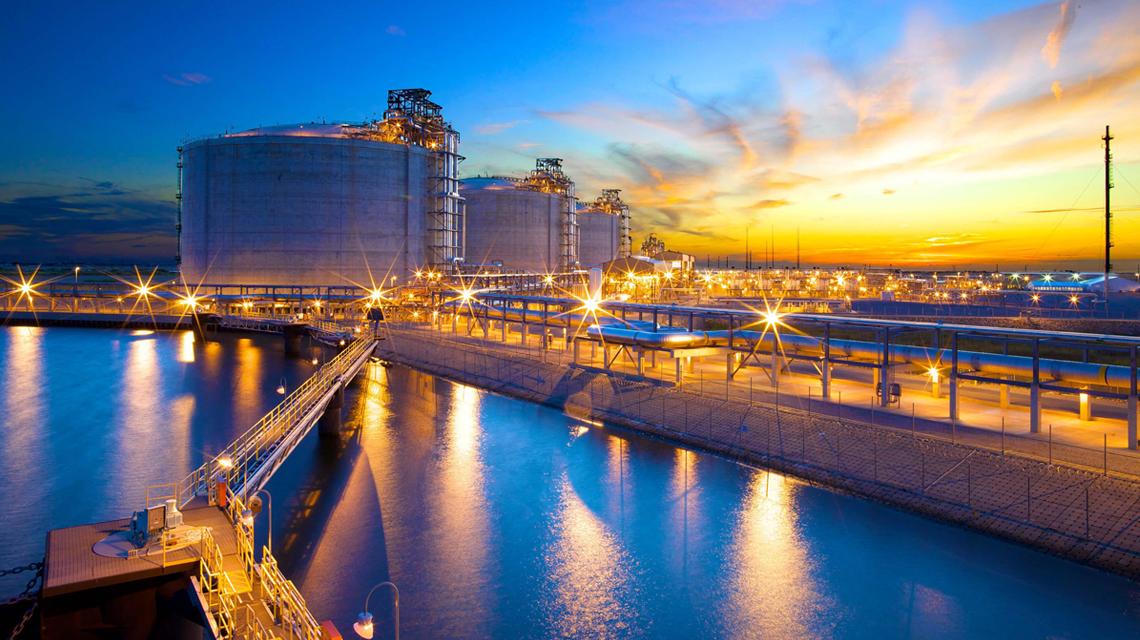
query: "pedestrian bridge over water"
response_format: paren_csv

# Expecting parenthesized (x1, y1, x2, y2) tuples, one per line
(41, 332, 377, 639)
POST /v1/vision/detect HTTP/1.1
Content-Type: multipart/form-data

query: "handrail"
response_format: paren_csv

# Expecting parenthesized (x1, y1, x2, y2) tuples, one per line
(258, 551, 322, 640)
(177, 337, 375, 506)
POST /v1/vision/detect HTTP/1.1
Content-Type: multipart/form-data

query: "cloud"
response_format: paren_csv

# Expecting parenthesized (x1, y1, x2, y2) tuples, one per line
(748, 198, 791, 210)
(520, 0, 1140, 266)
(475, 120, 525, 135)
(1042, 0, 1076, 69)
(386, 25, 405, 36)
(0, 182, 176, 262)
(163, 72, 211, 86)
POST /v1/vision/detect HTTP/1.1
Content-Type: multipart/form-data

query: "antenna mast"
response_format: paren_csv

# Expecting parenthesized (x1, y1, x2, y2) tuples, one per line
(1104, 125, 1114, 306)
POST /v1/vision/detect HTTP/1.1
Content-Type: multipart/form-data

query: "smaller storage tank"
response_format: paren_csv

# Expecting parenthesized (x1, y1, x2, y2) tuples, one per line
(578, 189, 631, 268)
(462, 158, 578, 273)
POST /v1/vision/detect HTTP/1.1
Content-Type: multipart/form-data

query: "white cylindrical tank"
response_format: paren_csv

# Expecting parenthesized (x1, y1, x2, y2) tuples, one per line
(577, 210, 620, 268)
(461, 177, 565, 273)
(180, 125, 430, 286)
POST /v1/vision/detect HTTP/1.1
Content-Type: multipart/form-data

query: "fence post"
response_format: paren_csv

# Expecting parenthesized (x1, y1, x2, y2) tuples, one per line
(1027, 475, 1032, 521)
(873, 437, 878, 482)
(1085, 485, 1090, 538)
(1001, 417, 1005, 456)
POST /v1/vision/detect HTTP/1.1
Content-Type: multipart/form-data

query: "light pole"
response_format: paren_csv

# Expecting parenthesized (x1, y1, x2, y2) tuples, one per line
(354, 581, 399, 640)
(240, 488, 272, 556)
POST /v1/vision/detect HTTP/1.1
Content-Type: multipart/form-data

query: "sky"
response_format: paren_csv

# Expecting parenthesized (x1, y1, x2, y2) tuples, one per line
(1, 0, 1138, 269)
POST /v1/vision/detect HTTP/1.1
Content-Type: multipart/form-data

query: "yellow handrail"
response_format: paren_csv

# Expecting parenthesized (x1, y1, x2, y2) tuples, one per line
(178, 337, 374, 505)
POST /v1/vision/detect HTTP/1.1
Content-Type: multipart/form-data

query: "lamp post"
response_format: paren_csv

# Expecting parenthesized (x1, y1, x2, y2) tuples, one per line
(240, 488, 272, 556)
(353, 581, 399, 640)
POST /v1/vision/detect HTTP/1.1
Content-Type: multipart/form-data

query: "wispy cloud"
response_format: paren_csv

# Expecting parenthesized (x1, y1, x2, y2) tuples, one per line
(162, 72, 211, 86)
(0, 181, 175, 262)
(536, 0, 1140, 266)
(1042, 0, 1076, 69)
(475, 120, 526, 135)
(748, 198, 790, 210)
(386, 24, 405, 36)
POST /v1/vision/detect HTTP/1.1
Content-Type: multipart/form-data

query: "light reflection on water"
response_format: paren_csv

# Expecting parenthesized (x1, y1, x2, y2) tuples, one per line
(0, 326, 315, 596)
(269, 362, 1140, 639)
(4, 328, 1140, 638)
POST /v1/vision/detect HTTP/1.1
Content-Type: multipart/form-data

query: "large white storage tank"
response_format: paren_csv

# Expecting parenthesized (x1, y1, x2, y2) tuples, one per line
(178, 89, 462, 287)
(180, 130, 428, 286)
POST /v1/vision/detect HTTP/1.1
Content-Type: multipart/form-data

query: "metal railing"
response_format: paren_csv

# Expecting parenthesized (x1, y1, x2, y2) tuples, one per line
(257, 552, 322, 640)
(178, 336, 376, 506)
(379, 325, 1140, 575)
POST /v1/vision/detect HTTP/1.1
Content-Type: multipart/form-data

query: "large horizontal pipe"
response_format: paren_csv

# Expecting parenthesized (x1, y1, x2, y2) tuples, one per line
(584, 323, 1133, 389)
(449, 299, 1136, 389)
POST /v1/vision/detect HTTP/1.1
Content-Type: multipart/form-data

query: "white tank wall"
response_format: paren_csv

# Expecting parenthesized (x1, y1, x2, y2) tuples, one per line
(180, 136, 429, 286)
(578, 211, 620, 268)
(463, 184, 563, 273)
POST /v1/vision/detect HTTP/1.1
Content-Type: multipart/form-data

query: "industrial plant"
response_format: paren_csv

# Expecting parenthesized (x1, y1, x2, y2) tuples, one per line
(178, 88, 635, 286)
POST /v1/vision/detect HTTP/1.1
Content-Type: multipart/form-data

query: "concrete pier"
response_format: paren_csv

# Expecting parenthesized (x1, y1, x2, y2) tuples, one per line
(318, 383, 345, 436)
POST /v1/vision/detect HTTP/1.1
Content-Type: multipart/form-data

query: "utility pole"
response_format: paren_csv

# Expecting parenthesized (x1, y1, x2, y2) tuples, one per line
(1103, 125, 1114, 308)
(745, 226, 750, 270)
(796, 227, 801, 270)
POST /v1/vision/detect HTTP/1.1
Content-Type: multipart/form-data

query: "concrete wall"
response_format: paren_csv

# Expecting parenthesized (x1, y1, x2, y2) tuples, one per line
(578, 211, 619, 268)
(463, 185, 562, 273)
(180, 136, 429, 286)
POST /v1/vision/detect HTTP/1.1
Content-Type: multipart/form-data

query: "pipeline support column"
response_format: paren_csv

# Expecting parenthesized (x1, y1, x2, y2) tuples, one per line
(1030, 339, 1042, 433)
(949, 332, 959, 421)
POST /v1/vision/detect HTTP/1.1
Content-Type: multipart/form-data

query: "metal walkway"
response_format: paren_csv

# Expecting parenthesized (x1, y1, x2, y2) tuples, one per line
(175, 335, 377, 638)
(179, 335, 376, 505)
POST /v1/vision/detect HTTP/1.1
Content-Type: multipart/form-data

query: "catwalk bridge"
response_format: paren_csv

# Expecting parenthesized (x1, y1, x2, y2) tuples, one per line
(39, 323, 377, 639)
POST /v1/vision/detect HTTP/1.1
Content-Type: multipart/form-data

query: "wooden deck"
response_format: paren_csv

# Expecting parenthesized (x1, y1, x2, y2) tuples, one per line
(43, 506, 238, 598)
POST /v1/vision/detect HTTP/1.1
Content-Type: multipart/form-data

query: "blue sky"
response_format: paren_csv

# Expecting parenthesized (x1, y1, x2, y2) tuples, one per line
(2, 0, 1137, 267)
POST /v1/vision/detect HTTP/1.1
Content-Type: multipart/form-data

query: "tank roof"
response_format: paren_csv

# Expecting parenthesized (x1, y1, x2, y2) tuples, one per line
(223, 122, 363, 139)
(460, 177, 520, 191)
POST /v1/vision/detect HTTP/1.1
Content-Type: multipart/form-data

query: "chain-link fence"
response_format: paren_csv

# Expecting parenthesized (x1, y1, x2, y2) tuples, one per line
(379, 324, 1140, 578)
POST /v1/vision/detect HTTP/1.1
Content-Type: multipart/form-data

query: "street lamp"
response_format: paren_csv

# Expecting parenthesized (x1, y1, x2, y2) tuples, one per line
(239, 488, 273, 556)
(354, 581, 399, 639)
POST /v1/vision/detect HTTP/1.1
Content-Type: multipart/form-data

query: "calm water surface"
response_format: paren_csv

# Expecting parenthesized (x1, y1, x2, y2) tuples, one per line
(3, 326, 1140, 638)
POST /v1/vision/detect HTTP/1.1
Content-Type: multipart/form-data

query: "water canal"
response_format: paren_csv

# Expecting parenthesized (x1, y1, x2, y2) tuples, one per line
(2, 326, 1139, 638)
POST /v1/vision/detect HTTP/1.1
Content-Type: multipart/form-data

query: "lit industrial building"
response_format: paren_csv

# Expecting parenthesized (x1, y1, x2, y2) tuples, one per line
(178, 88, 463, 286)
